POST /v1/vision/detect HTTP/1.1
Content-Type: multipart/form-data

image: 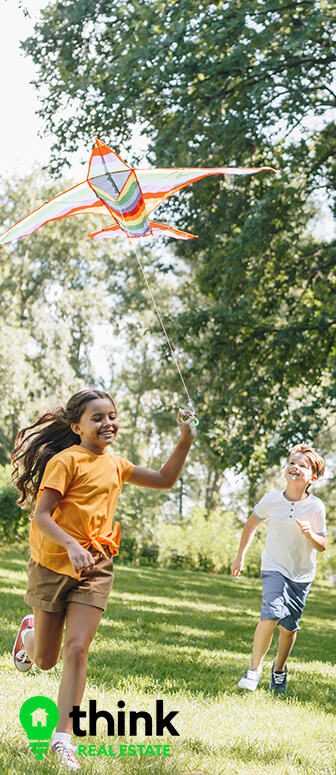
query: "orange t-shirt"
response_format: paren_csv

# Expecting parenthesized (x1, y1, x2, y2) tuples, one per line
(30, 445, 134, 578)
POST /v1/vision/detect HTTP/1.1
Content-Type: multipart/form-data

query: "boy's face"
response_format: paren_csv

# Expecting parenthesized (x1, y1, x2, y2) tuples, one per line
(285, 452, 317, 489)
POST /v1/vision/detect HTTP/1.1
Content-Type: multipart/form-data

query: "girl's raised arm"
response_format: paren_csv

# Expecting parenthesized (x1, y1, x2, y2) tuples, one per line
(128, 411, 197, 490)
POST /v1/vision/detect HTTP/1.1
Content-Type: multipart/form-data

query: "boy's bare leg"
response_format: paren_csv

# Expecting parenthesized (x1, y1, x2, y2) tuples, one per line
(273, 625, 296, 671)
(56, 602, 102, 733)
(250, 619, 278, 672)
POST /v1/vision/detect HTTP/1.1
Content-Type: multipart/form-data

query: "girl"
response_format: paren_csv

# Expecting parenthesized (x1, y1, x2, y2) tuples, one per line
(12, 388, 197, 770)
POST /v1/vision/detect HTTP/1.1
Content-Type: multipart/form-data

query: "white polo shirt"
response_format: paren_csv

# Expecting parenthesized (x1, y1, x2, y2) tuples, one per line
(253, 490, 327, 582)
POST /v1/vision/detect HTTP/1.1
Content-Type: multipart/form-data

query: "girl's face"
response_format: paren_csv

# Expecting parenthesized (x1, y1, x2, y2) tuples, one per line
(71, 397, 119, 454)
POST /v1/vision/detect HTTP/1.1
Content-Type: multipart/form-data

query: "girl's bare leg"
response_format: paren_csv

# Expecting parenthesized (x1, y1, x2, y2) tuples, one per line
(24, 608, 66, 669)
(250, 619, 278, 672)
(56, 602, 102, 733)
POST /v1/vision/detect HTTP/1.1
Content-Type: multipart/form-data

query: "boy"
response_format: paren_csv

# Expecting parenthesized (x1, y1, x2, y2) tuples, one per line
(230, 444, 327, 693)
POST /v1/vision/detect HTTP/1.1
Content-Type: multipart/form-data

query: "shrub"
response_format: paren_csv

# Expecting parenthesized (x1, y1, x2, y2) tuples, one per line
(169, 549, 189, 569)
(117, 535, 138, 565)
(0, 465, 29, 542)
(138, 541, 160, 566)
(156, 507, 244, 573)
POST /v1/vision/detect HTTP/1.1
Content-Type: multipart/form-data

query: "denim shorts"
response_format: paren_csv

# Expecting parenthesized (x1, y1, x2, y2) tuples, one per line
(260, 570, 312, 632)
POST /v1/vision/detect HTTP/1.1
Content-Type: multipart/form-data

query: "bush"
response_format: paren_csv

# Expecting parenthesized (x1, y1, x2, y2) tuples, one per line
(117, 535, 138, 565)
(138, 541, 159, 566)
(169, 549, 189, 568)
(0, 465, 30, 542)
(156, 507, 245, 573)
(197, 553, 216, 573)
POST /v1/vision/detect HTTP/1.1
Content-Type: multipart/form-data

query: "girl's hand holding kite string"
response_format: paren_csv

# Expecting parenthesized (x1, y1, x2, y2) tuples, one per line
(128, 409, 197, 490)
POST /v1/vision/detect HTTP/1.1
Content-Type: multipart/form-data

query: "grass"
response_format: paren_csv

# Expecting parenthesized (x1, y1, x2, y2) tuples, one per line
(1, 545, 336, 774)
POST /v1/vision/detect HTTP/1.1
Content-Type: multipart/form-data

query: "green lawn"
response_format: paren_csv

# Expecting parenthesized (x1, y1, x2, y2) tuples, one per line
(1, 545, 336, 774)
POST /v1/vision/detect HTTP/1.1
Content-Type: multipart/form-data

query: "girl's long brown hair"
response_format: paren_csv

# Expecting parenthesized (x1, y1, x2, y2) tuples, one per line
(12, 389, 116, 506)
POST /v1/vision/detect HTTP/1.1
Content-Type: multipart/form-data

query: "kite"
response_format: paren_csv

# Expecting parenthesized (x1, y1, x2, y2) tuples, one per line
(0, 139, 275, 245)
(0, 139, 275, 420)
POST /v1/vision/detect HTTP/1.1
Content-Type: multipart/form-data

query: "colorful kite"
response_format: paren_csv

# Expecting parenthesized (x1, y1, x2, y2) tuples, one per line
(0, 139, 275, 245)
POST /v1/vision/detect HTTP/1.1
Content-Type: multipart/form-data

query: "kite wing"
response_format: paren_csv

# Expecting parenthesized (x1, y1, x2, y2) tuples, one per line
(0, 181, 104, 245)
(135, 166, 275, 216)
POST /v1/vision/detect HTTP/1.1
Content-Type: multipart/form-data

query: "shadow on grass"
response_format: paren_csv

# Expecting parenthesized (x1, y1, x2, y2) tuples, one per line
(2, 547, 336, 712)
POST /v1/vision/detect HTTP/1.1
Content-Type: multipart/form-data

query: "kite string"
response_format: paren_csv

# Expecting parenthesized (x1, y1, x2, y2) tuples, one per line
(128, 236, 195, 410)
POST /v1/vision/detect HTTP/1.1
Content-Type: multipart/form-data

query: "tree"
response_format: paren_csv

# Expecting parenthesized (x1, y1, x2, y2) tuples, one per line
(22, 1, 336, 169)
(21, 0, 336, 483)
(0, 169, 119, 454)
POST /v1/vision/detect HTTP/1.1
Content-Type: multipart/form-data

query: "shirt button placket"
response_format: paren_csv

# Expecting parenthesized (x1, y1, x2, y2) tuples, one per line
(290, 502, 294, 519)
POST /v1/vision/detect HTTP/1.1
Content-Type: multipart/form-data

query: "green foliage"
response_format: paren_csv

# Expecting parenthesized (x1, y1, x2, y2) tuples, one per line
(138, 541, 160, 566)
(0, 170, 142, 458)
(117, 535, 138, 565)
(155, 506, 245, 573)
(0, 171, 102, 453)
(0, 466, 29, 542)
(20, 0, 336, 485)
(0, 171, 215, 539)
(22, 1, 336, 171)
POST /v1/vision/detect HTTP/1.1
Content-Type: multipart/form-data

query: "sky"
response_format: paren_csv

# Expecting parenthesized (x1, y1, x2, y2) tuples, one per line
(1, 1, 53, 176)
(0, 0, 148, 176)
(0, 0, 92, 178)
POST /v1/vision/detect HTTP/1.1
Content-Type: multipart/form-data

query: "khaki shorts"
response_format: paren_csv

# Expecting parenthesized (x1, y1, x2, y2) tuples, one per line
(24, 547, 114, 613)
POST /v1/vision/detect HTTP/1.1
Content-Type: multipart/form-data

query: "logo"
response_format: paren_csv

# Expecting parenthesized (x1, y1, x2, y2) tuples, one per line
(19, 696, 59, 760)
(19, 696, 179, 760)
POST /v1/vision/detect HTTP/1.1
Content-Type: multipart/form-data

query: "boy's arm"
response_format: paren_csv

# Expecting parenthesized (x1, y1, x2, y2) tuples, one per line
(230, 513, 262, 577)
(128, 412, 196, 490)
(295, 520, 328, 552)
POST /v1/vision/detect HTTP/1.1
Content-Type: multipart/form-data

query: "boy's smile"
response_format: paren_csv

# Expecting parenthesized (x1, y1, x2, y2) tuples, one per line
(71, 397, 119, 455)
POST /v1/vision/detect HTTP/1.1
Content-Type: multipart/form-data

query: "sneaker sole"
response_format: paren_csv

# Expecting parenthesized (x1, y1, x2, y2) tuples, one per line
(270, 683, 287, 693)
(238, 682, 259, 691)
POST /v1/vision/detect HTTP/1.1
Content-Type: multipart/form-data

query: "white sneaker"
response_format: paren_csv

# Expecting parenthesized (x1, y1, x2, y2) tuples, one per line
(238, 669, 261, 691)
(51, 741, 80, 770)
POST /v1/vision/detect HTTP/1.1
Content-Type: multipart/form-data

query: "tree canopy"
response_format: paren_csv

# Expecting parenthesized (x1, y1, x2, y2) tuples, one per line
(21, 0, 336, 481)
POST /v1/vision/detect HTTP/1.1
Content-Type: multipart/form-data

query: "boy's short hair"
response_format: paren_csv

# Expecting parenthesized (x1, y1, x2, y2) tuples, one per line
(288, 444, 325, 479)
